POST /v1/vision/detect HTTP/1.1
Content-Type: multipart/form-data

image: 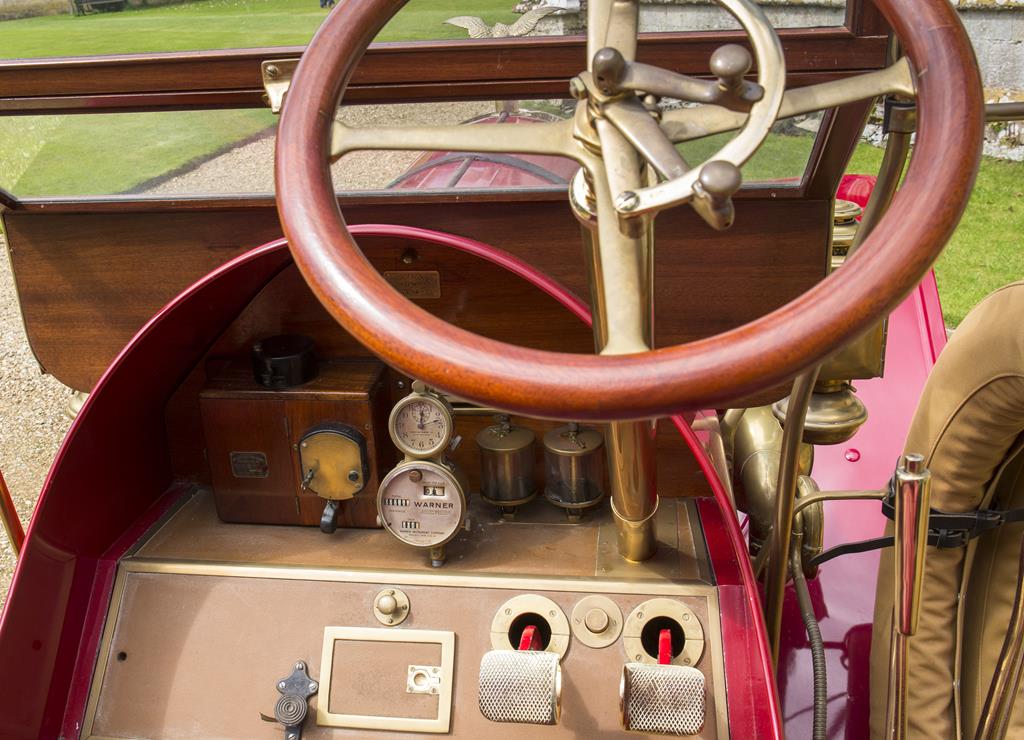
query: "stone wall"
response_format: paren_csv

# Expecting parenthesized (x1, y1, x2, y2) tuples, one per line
(535, 1, 1024, 96)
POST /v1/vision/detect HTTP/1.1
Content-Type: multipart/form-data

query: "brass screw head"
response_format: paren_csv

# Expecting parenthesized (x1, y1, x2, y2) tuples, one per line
(616, 191, 640, 212)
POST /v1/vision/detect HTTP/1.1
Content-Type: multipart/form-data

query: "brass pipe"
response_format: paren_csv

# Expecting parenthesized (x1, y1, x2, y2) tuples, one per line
(0, 469, 25, 556)
(848, 130, 910, 259)
(974, 536, 1024, 740)
(792, 488, 887, 518)
(764, 366, 821, 665)
(986, 102, 1024, 123)
(885, 453, 932, 740)
(732, 406, 786, 545)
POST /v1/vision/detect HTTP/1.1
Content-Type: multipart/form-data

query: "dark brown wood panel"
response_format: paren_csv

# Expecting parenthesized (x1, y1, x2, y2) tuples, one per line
(0, 70, 864, 115)
(5, 195, 830, 393)
(0, 31, 886, 101)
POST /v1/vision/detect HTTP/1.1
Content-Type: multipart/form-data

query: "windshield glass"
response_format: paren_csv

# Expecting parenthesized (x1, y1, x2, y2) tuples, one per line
(0, 0, 845, 60)
(0, 101, 823, 198)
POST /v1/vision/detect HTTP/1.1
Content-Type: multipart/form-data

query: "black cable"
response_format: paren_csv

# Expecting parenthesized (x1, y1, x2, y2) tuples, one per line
(792, 543, 827, 740)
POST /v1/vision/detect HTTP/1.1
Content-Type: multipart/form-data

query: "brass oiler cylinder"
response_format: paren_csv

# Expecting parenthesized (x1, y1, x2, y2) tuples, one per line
(476, 416, 537, 517)
(543, 423, 606, 519)
(830, 199, 862, 272)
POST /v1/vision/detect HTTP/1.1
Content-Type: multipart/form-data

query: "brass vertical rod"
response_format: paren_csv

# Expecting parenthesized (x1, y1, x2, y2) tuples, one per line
(885, 453, 931, 740)
(0, 469, 25, 556)
(572, 156, 658, 562)
(847, 130, 910, 259)
(764, 366, 820, 665)
(975, 536, 1024, 740)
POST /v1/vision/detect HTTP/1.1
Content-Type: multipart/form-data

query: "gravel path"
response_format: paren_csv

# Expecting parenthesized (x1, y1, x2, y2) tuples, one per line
(0, 101, 493, 610)
(0, 234, 73, 612)
(143, 102, 495, 195)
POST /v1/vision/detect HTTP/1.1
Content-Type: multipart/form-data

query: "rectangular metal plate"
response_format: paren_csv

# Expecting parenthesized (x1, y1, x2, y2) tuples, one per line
(383, 271, 442, 300)
(318, 626, 455, 733)
(228, 451, 268, 478)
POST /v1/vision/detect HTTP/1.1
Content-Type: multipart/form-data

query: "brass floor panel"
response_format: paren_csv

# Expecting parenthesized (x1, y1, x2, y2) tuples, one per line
(135, 489, 711, 584)
(84, 568, 727, 739)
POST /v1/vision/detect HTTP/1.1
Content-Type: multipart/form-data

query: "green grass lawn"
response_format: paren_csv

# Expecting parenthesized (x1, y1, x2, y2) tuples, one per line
(0, 0, 513, 194)
(0, 0, 516, 57)
(0, 109, 276, 195)
(847, 144, 1024, 327)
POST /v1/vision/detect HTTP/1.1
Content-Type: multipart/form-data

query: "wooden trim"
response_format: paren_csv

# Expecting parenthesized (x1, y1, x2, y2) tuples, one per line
(0, 187, 16, 209)
(0, 90, 260, 115)
(5, 197, 831, 392)
(5, 180, 807, 214)
(803, 99, 875, 199)
(0, 70, 854, 115)
(847, 0, 892, 38)
(0, 31, 886, 102)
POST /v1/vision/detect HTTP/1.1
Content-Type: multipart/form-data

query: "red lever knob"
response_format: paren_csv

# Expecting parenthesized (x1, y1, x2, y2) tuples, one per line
(658, 628, 673, 665)
(518, 625, 541, 651)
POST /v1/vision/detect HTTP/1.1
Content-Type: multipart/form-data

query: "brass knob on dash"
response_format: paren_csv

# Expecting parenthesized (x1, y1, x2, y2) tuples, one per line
(377, 594, 398, 615)
(585, 608, 610, 635)
(373, 588, 410, 626)
(571, 596, 623, 649)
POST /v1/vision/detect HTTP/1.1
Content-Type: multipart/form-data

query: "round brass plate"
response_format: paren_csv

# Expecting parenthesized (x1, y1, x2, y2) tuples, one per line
(490, 594, 570, 658)
(372, 587, 410, 626)
(571, 595, 623, 649)
(622, 598, 704, 667)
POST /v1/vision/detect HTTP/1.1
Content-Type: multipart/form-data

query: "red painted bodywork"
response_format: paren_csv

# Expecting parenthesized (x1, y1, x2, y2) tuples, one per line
(778, 272, 947, 738)
(388, 111, 581, 191)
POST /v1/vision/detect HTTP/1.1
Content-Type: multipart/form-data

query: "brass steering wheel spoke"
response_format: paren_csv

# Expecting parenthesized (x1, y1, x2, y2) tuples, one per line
(329, 118, 582, 164)
(661, 57, 916, 143)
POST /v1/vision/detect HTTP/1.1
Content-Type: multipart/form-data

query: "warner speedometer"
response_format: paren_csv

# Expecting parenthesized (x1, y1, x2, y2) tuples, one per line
(377, 460, 466, 567)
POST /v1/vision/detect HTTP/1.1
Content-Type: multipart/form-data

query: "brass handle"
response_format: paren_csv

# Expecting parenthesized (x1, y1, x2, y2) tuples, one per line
(886, 453, 932, 740)
(894, 453, 931, 637)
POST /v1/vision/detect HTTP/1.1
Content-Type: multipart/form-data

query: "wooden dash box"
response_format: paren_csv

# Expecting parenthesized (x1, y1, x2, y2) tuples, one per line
(200, 359, 392, 528)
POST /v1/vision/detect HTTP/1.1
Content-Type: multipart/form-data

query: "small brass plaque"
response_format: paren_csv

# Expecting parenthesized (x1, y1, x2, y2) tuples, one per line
(229, 451, 268, 478)
(384, 271, 441, 300)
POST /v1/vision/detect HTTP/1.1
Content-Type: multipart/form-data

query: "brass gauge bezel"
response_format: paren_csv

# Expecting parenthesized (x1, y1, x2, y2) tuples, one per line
(377, 460, 466, 549)
(388, 387, 455, 459)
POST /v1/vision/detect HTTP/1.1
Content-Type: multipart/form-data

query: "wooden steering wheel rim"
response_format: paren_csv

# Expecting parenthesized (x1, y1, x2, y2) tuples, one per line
(276, 0, 982, 421)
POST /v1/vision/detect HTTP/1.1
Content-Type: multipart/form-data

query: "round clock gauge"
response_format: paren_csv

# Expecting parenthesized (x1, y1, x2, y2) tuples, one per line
(388, 390, 454, 458)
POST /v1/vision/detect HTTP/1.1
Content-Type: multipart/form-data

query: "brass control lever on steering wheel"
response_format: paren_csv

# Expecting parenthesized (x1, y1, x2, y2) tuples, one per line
(590, 44, 754, 230)
(592, 44, 764, 111)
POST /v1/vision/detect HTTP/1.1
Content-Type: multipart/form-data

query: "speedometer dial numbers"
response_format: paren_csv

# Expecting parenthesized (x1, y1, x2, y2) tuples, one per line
(378, 460, 466, 566)
(388, 387, 454, 459)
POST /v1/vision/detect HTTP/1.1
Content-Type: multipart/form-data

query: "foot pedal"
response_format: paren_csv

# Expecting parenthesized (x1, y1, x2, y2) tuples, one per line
(478, 649, 561, 725)
(620, 662, 706, 735)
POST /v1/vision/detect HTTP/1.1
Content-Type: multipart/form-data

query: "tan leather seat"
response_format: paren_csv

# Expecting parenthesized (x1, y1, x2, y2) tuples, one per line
(870, 281, 1024, 739)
